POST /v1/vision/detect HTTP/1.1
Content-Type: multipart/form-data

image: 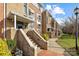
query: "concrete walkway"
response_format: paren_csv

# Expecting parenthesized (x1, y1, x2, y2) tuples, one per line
(48, 38, 65, 54)
(37, 38, 69, 56)
(48, 38, 70, 56)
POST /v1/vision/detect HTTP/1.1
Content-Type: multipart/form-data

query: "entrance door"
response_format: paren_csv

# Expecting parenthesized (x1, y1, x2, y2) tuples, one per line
(16, 21, 23, 29)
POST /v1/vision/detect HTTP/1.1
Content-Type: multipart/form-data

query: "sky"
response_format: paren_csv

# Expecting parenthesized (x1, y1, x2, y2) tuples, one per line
(43, 3, 79, 25)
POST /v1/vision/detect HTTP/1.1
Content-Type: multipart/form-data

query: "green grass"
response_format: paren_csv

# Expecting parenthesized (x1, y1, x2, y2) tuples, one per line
(57, 34, 79, 56)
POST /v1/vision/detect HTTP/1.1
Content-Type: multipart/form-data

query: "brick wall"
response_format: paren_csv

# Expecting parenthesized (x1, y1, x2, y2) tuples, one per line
(42, 10, 47, 34)
(0, 3, 4, 38)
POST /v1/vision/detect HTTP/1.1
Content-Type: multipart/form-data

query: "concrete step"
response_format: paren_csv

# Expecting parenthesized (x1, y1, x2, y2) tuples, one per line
(27, 34, 41, 50)
(29, 38, 38, 47)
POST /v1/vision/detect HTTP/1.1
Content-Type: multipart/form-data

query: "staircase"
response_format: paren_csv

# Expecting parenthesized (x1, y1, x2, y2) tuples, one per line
(26, 29, 47, 50)
(15, 29, 47, 56)
(26, 29, 48, 54)
(27, 35, 42, 53)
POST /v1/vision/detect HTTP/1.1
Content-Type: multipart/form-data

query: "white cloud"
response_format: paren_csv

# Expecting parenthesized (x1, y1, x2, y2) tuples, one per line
(52, 6, 65, 15)
(45, 5, 65, 25)
(45, 5, 65, 15)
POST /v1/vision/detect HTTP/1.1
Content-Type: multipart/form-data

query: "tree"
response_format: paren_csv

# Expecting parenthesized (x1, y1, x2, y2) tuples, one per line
(61, 15, 79, 34)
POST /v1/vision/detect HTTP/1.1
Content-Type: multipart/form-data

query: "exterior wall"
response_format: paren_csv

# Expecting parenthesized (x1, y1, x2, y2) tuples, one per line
(5, 3, 43, 39)
(5, 3, 24, 39)
(28, 3, 41, 14)
(51, 18, 54, 28)
(0, 3, 4, 38)
(6, 3, 24, 29)
(5, 29, 16, 39)
(42, 10, 47, 34)
(6, 3, 24, 16)
(53, 21, 59, 37)
(42, 10, 60, 38)
(34, 13, 38, 31)
(27, 3, 42, 33)
(56, 22, 59, 37)
(42, 10, 52, 33)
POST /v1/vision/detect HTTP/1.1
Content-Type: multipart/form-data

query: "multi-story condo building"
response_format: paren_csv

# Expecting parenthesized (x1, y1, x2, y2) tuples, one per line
(3, 3, 44, 39)
(0, 3, 48, 56)
(42, 10, 60, 38)
(0, 3, 61, 56)
(0, 3, 61, 39)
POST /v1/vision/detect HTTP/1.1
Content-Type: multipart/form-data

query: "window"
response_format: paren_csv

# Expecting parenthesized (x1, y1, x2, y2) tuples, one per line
(47, 28, 52, 32)
(16, 21, 23, 29)
(37, 14, 42, 24)
(47, 28, 50, 32)
(38, 15, 41, 22)
(24, 4, 27, 15)
(29, 9, 33, 15)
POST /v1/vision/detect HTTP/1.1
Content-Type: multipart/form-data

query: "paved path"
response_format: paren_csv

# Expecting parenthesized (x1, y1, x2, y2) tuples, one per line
(48, 38, 65, 54)
(48, 38, 70, 56)
(38, 38, 69, 56)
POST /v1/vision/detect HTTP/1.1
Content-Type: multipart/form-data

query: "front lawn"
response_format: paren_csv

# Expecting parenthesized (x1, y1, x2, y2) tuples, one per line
(57, 34, 79, 56)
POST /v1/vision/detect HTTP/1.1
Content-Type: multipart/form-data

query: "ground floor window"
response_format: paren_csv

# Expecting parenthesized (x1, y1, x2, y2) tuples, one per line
(16, 21, 28, 29)
(47, 28, 51, 32)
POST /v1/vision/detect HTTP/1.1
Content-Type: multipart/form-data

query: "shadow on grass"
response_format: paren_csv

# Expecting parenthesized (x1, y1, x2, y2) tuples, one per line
(56, 40, 79, 56)
(64, 47, 79, 56)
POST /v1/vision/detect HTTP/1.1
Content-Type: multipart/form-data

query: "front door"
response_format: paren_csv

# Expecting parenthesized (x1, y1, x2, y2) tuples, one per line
(16, 21, 23, 29)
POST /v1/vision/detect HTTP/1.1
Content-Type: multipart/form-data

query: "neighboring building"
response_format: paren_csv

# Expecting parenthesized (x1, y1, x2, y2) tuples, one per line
(0, 3, 4, 38)
(42, 10, 60, 38)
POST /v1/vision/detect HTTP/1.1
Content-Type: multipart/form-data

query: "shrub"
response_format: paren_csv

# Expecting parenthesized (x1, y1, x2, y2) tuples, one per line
(42, 33, 49, 41)
(0, 38, 11, 56)
(6, 39, 16, 51)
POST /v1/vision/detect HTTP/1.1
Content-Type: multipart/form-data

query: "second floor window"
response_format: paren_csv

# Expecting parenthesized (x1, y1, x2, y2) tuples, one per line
(24, 4, 27, 15)
(29, 9, 33, 15)
(37, 15, 42, 23)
